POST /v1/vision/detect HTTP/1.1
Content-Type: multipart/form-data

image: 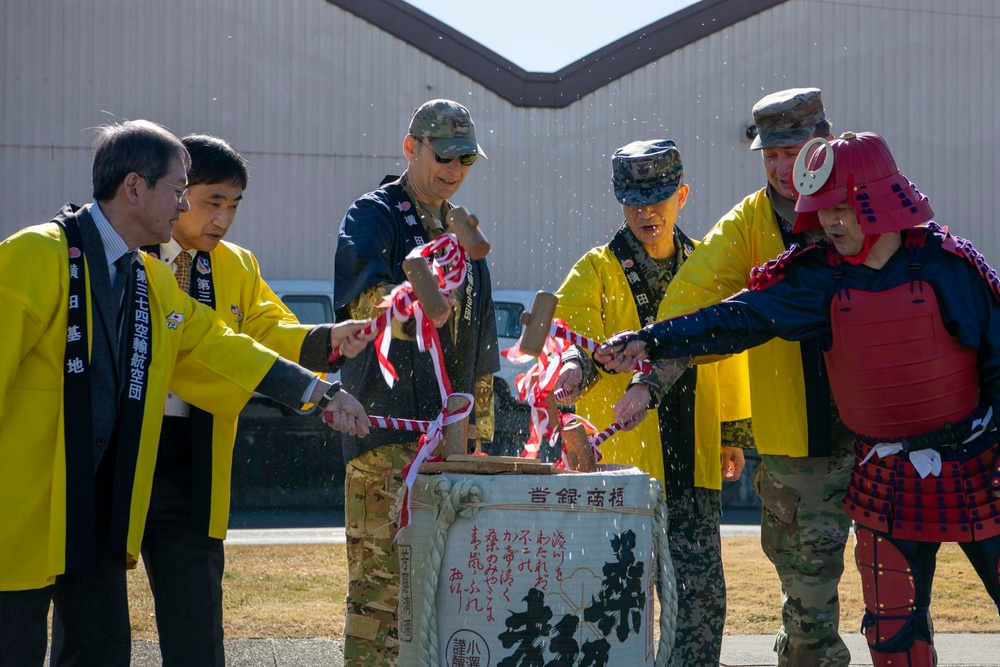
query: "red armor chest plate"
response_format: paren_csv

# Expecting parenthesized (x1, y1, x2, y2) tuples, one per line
(825, 283, 979, 440)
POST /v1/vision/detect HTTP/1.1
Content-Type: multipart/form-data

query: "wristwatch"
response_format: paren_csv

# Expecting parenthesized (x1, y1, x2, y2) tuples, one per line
(315, 381, 343, 411)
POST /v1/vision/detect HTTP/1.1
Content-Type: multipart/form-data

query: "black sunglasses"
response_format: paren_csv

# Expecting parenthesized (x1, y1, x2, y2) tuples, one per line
(417, 138, 478, 167)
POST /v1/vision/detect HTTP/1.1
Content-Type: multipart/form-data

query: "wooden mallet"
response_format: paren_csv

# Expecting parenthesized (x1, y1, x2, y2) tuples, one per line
(402, 254, 451, 328)
(560, 418, 598, 472)
(446, 207, 491, 260)
(517, 291, 559, 357)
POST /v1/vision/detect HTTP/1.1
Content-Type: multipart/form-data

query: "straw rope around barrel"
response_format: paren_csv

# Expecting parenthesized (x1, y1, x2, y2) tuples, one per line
(418, 477, 483, 666)
(651, 478, 677, 667)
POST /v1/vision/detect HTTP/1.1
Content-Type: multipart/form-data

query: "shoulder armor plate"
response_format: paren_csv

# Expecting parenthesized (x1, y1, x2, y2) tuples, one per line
(934, 222, 1000, 303)
(748, 243, 818, 291)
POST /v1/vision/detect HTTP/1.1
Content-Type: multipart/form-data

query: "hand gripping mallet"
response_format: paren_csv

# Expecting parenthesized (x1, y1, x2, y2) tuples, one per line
(325, 254, 452, 365)
(520, 291, 653, 374)
(324, 394, 470, 458)
(402, 252, 451, 328)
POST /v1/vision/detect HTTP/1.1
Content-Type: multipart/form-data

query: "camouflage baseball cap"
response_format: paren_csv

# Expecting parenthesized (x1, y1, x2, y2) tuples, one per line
(612, 139, 683, 207)
(408, 99, 487, 159)
(750, 87, 828, 150)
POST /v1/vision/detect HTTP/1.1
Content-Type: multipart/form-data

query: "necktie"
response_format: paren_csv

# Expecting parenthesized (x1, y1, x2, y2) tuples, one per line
(174, 250, 192, 294)
(113, 253, 133, 359)
(112, 252, 133, 317)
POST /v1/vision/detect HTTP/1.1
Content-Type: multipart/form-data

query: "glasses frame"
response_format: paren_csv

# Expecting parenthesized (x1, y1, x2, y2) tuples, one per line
(416, 137, 478, 167)
(143, 176, 190, 202)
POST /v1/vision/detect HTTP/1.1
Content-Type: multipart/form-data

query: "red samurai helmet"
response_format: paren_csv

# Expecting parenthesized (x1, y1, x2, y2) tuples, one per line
(791, 131, 933, 235)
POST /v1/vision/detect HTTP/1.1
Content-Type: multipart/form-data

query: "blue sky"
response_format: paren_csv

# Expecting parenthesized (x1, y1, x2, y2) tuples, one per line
(405, 1, 699, 72)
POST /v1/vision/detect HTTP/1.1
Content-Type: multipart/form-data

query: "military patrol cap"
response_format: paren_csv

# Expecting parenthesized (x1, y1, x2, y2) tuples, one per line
(408, 99, 487, 159)
(612, 139, 684, 207)
(750, 87, 828, 150)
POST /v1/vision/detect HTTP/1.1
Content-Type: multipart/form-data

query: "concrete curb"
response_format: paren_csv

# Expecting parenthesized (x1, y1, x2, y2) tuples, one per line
(224, 523, 764, 545)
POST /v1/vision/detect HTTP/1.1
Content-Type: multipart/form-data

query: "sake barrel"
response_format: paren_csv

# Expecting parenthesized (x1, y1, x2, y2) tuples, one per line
(396, 464, 675, 666)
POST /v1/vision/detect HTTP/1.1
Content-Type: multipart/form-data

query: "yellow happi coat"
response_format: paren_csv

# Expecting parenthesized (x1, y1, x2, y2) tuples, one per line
(660, 187, 811, 456)
(0, 223, 280, 590)
(555, 243, 751, 490)
(162, 240, 312, 539)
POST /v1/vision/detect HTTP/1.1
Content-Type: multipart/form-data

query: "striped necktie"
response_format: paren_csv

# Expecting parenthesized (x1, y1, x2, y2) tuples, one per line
(174, 250, 192, 294)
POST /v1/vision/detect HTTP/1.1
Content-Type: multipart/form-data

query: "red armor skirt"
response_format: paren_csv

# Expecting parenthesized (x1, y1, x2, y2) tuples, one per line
(846, 435, 1000, 542)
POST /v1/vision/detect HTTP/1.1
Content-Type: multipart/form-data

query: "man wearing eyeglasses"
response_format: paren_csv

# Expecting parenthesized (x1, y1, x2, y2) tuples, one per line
(334, 99, 499, 666)
(0, 119, 370, 666)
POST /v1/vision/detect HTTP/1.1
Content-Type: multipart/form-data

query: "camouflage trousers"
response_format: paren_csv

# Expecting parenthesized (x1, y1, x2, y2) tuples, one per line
(343, 442, 420, 667)
(665, 486, 725, 667)
(755, 445, 854, 667)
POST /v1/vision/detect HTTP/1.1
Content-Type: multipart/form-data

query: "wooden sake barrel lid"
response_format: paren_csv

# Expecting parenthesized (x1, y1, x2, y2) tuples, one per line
(418, 455, 580, 475)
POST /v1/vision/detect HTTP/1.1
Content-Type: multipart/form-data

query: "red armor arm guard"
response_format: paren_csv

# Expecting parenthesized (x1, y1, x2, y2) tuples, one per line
(747, 243, 819, 291)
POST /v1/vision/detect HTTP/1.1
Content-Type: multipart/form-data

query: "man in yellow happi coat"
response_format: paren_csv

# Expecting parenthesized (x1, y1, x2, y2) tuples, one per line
(553, 139, 752, 667)
(139, 134, 374, 667)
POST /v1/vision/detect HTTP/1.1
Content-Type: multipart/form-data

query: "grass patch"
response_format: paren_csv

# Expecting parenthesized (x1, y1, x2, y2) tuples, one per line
(128, 544, 347, 640)
(127, 536, 999, 640)
(722, 535, 999, 635)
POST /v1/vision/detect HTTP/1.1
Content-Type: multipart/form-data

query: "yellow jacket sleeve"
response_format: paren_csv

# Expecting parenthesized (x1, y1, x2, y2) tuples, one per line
(662, 189, 810, 457)
(661, 189, 785, 318)
(149, 258, 279, 424)
(212, 242, 311, 362)
(555, 247, 666, 481)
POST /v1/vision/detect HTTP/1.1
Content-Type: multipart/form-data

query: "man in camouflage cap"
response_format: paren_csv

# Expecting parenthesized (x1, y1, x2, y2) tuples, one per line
(333, 100, 499, 666)
(408, 98, 487, 160)
(647, 89, 854, 666)
(552, 139, 753, 667)
(751, 87, 829, 151)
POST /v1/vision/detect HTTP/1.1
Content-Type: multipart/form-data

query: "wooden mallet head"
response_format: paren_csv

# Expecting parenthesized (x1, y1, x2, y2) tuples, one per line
(402, 254, 451, 328)
(560, 419, 598, 472)
(445, 207, 491, 260)
(517, 291, 558, 357)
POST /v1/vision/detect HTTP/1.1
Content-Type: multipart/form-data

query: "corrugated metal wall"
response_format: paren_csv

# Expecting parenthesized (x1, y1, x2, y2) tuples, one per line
(2, 0, 997, 291)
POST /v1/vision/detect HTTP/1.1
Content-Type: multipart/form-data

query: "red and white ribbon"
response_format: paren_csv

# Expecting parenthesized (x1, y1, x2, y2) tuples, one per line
(552, 413, 619, 470)
(502, 316, 651, 455)
(367, 415, 431, 432)
(324, 411, 432, 433)
(592, 421, 623, 447)
(398, 392, 474, 533)
(398, 234, 468, 403)
(548, 320, 653, 375)
(329, 234, 468, 395)
(386, 235, 472, 535)
(502, 334, 568, 458)
(323, 283, 417, 388)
